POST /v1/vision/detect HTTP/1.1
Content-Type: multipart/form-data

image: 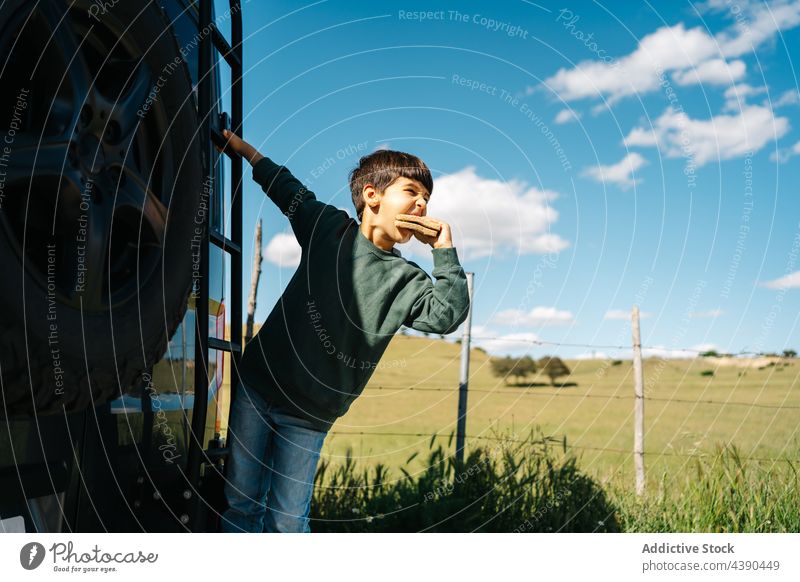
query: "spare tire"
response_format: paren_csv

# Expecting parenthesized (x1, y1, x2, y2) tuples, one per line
(0, 0, 203, 417)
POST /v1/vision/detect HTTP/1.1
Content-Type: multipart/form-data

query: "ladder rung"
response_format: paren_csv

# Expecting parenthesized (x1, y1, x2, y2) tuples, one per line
(209, 23, 241, 69)
(209, 337, 242, 353)
(210, 230, 241, 256)
(211, 127, 243, 162)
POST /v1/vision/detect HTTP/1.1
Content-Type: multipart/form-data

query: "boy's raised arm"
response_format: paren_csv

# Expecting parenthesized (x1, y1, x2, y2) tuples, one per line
(218, 130, 336, 247)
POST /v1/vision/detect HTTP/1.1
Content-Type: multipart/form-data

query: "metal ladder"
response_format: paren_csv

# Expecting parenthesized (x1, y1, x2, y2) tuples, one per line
(187, 0, 244, 531)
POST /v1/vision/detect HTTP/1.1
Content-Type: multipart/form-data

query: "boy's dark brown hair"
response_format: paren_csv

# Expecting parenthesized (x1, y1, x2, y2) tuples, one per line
(348, 149, 434, 222)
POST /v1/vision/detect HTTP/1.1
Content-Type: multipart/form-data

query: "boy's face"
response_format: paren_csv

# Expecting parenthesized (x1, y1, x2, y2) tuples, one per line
(364, 177, 430, 244)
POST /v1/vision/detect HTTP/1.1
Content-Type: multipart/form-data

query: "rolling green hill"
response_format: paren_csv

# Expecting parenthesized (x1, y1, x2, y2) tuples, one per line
(325, 335, 800, 489)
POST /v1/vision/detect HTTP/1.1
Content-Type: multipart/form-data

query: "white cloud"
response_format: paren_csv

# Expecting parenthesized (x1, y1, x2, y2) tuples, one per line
(470, 329, 541, 357)
(689, 309, 725, 318)
(605, 309, 653, 320)
(604, 310, 629, 320)
(723, 83, 768, 111)
(643, 343, 719, 359)
(542, 23, 719, 104)
(695, 0, 732, 9)
(772, 88, 800, 107)
(759, 270, 800, 289)
(623, 125, 659, 147)
(672, 58, 746, 86)
(725, 83, 768, 99)
(582, 152, 648, 190)
(574, 351, 610, 360)
(769, 140, 800, 163)
(263, 233, 302, 269)
(623, 105, 790, 166)
(554, 108, 581, 124)
(494, 306, 574, 326)
(713, 0, 800, 58)
(543, 3, 800, 105)
(590, 102, 611, 116)
(402, 166, 570, 261)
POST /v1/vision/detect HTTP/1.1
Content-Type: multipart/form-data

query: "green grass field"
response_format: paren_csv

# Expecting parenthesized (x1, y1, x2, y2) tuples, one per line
(323, 335, 800, 493)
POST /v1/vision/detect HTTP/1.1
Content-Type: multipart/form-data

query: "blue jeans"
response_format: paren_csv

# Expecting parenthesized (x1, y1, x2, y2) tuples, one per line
(221, 382, 328, 533)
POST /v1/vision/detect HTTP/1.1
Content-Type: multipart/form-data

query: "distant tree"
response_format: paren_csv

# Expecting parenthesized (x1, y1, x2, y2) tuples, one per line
(783, 349, 797, 358)
(490, 356, 539, 384)
(611, 359, 623, 366)
(700, 350, 720, 357)
(518, 355, 537, 378)
(508, 356, 536, 384)
(490, 356, 515, 384)
(537, 355, 571, 386)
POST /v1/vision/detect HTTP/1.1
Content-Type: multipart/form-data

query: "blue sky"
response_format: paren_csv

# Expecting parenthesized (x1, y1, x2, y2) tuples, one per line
(214, 0, 800, 359)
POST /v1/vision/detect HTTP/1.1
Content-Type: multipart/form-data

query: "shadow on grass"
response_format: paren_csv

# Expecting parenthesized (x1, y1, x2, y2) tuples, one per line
(503, 380, 578, 389)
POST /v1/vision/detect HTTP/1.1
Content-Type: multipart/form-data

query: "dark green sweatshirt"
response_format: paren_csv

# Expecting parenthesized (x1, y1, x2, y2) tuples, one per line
(238, 156, 470, 432)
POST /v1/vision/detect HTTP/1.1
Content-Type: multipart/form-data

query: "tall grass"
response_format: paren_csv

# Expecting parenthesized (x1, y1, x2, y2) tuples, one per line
(311, 433, 800, 532)
(310, 428, 621, 532)
(609, 444, 800, 532)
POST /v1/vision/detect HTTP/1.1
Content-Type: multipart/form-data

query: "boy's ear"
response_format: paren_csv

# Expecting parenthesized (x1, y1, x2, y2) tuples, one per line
(362, 183, 381, 210)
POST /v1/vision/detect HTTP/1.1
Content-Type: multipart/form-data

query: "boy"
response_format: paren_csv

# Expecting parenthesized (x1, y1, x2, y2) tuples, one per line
(218, 129, 470, 533)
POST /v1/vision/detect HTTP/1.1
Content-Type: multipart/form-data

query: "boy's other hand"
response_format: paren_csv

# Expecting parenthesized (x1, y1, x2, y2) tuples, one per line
(395, 214, 453, 249)
(215, 129, 264, 166)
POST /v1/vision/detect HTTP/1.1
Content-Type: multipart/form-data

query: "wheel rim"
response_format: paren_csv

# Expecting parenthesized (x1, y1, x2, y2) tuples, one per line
(0, 1, 171, 312)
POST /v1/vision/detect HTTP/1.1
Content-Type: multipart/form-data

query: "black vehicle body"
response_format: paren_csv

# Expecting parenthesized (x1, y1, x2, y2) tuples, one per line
(0, 0, 243, 532)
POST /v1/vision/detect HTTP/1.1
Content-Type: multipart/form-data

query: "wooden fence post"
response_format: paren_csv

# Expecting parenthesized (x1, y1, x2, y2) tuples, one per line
(632, 304, 645, 496)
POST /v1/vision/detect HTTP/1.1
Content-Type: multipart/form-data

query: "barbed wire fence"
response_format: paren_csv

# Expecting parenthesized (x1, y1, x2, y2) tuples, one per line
(328, 299, 799, 491)
(328, 430, 799, 464)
